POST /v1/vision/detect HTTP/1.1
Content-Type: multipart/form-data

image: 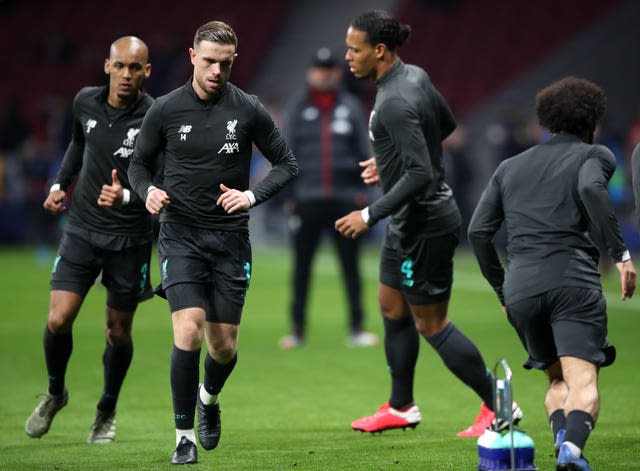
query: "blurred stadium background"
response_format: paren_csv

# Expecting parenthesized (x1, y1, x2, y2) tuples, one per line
(2, 2, 640, 469)
(1, 0, 640, 249)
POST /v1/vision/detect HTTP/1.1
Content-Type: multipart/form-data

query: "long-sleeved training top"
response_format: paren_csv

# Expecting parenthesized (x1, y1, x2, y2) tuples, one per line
(366, 60, 461, 239)
(128, 79, 297, 233)
(54, 86, 154, 242)
(468, 133, 628, 305)
(283, 87, 369, 203)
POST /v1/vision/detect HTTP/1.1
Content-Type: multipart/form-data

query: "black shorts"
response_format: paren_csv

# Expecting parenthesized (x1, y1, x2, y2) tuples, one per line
(380, 228, 458, 305)
(506, 287, 611, 370)
(51, 231, 153, 312)
(157, 223, 252, 324)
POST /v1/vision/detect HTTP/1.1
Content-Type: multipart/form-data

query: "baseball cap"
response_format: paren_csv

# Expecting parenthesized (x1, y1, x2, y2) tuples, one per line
(310, 47, 339, 68)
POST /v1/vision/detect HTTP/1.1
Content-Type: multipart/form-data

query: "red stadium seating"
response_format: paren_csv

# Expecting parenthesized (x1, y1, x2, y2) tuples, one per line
(395, 0, 621, 116)
(1, 0, 291, 136)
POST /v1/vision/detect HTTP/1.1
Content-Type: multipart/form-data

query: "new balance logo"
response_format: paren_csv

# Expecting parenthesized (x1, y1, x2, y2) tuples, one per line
(218, 142, 240, 154)
(86, 119, 97, 134)
(178, 124, 192, 141)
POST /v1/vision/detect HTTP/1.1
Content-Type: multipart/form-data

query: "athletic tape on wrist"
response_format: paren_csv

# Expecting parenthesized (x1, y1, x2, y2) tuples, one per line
(361, 207, 370, 224)
(243, 190, 256, 207)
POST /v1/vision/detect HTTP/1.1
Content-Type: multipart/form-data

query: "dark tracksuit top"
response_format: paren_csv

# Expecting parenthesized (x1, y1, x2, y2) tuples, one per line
(284, 88, 369, 203)
(54, 86, 154, 242)
(468, 133, 629, 306)
(367, 60, 461, 239)
(128, 80, 298, 233)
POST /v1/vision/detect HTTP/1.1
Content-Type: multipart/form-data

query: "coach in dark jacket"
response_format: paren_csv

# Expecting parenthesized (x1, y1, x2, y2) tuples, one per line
(279, 47, 378, 349)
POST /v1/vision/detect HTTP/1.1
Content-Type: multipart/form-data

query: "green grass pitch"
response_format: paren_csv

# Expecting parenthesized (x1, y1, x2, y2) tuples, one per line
(1, 243, 639, 470)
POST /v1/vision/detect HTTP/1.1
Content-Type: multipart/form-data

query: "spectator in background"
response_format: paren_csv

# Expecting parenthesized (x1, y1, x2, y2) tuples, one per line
(0, 99, 29, 153)
(442, 126, 472, 238)
(279, 47, 378, 350)
(24, 36, 154, 444)
(0, 99, 30, 242)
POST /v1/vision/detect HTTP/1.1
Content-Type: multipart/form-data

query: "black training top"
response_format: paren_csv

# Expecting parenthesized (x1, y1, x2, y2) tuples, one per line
(129, 80, 297, 233)
(468, 133, 628, 305)
(367, 60, 461, 239)
(54, 86, 154, 241)
(283, 88, 369, 203)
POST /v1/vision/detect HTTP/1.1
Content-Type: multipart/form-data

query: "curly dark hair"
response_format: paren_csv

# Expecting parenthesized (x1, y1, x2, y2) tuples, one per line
(535, 76, 606, 137)
(351, 10, 411, 51)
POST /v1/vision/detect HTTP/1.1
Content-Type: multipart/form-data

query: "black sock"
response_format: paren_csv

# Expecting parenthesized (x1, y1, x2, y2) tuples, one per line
(171, 346, 200, 430)
(426, 322, 493, 407)
(383, 317, 419, 410)
(203, 352, 237, 396)
(97, 339, 133, 412)
(565, 410, 595, 451)
(44, 327, 73, 396)
(549, 409, 566, 438)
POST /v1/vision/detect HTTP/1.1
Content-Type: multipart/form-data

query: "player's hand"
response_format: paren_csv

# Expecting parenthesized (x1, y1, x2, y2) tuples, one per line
(146, 187, 170, 215)
(616, 259, 636, 300)
(217, 183, 250, 214)
(43, 189, 67, 214)
(335, 210, 369, 239)
(98, 169, 124, 207)
(359, 157, 379, 185)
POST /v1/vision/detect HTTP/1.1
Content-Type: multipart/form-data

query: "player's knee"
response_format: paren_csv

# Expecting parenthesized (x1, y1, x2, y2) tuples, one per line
(105, 327, 131, 346)
(175, 326, 203, 350)
(105, 317, 132, 345)
(414, 315, 447, 338)
(413, 318, 433, 337)
(414, 322, 432, 338)
(47, 310, 74, 333)
(212, 341, 236, 363)
(216, 347, 236, 363)
(379, 304, 408, 320)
